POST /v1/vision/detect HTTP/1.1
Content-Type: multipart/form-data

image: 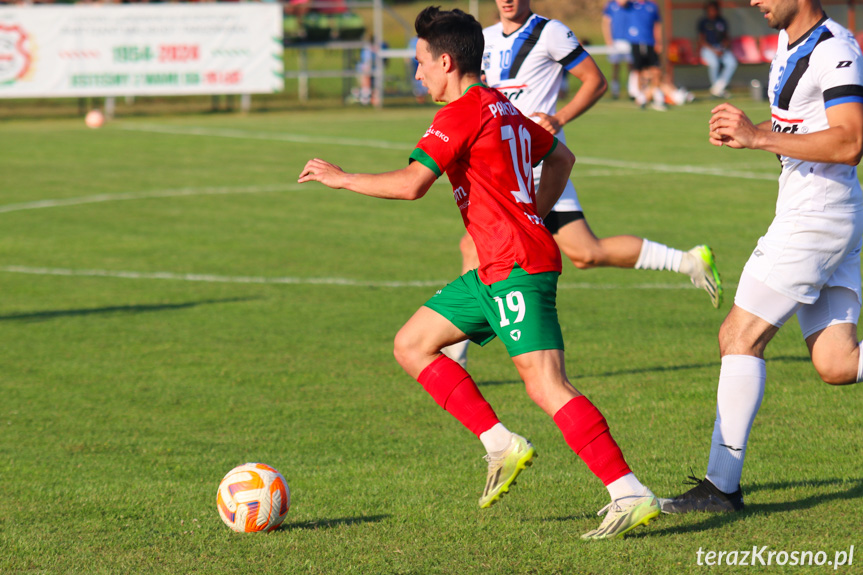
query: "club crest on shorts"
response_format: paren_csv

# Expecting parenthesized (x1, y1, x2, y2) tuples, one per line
(510, 329, 521, 341)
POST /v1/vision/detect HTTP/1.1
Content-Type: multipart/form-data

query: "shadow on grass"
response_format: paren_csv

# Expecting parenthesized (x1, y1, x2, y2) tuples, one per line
(627, 477, 863, 538)
(278, 514, 390, 531)
(479, 356, 810, 386)
(0, 297, 258, 322)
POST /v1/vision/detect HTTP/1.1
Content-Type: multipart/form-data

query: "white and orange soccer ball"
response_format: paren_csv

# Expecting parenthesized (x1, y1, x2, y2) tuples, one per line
(84, 109, 104, 129)
(216, 462, 290, 533)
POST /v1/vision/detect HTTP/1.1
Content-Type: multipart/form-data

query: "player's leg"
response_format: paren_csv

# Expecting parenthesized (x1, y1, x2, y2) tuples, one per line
(800, 286, 862, 385)
(404, 272, 535, 507)
(700, 46, 721, 88)
(549, 212, 724, 307)
(610, 61, 621, 99)
(631, 45, 649, 107)
(510, 349, 660, 539)
(551, 214, 642, 269)
(394, 290, 506, 450)
(648, 66, 668, 111)
(486, 269, 658, 538)
(439, 233, 478, 368)
(717, 50, 738, 96)
(662, 273, 800, 514)
(609, 51, 622, 99)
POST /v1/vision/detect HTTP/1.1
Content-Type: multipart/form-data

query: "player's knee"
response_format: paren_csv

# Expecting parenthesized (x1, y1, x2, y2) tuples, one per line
(812, 354, 856, 385)
(393, 328, 421, 372)
(718, 321, 758, 356)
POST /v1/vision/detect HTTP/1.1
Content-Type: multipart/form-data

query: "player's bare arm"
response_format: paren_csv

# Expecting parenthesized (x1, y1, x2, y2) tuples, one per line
(601, 15, 614, 46)
(298, 158, 438, 200)
(531, 57, 607, 134)
(535, 142, 576, 217)
(710, 102, 863, 165)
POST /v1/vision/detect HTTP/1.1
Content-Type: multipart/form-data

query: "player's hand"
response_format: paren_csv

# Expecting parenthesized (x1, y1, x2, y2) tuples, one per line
(530, 112, 563, 135)
(709, 103, 759, 149)
(298, 158, 347, 188)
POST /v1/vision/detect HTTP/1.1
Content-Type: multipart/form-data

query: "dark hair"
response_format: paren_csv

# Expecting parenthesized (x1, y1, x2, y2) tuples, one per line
(705, 1, 719, 11)
(415, 6, 483, 76)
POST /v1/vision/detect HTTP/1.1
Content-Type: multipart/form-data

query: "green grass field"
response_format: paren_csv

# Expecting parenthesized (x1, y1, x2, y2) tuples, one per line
(1, 98, 861, 574)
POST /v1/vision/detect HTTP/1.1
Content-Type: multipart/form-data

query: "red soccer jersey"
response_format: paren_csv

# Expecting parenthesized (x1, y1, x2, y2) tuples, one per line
(410, 84, 562, 284)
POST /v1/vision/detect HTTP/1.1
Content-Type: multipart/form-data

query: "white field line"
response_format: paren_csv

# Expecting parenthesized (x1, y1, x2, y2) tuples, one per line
(0, 181, 454, 216)
(119, 123, 777, 181)
(0, 184, 303, 214)
(0, 265, 711, 291)
(119, 123, 411, 150)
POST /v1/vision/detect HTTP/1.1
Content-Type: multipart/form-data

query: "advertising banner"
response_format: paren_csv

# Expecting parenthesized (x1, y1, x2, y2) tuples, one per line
(0, 3, 284, 98)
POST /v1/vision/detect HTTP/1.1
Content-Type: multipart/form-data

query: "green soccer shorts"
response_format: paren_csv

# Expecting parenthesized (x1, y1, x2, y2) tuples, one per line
(424, 265, 564, 357)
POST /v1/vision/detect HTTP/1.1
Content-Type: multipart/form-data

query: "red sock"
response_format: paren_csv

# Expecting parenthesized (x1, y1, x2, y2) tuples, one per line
(417, 355, 500, 437)
(553, 396, 632, 485)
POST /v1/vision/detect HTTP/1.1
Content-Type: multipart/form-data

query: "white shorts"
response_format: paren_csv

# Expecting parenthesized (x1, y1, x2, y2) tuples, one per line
(735, 271, 860, 338)
(533, 165, 582, 213)
(607, 40, 633, 65)
(742, 209, 863, 305)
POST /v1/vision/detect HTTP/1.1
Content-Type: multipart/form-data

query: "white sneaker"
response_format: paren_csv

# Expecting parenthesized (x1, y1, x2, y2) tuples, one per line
(709, 80, 729, 98)
(581, 493, 661, 540)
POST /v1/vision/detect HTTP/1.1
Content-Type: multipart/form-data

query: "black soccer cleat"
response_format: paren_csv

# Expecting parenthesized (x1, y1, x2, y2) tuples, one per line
(659, 475, 744, 514)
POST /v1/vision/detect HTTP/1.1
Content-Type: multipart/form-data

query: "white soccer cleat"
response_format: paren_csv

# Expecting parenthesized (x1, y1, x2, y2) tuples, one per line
(685, 245, 724, 309)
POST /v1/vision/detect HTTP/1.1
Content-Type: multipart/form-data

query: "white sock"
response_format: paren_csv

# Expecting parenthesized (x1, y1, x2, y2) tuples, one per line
(705, 355, 766, 494)
(479, 423, 513, 455)
(627, 71, 640, 98)
(441, 340, 469, 368)
(606, 473, 650, 501)
(856, 341, 863, 382)
(634, 239, 684, 272)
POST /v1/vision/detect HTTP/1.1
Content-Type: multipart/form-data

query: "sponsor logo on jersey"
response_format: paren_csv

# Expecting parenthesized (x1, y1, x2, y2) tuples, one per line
(495, 83, 529, 102)
(453, 186, 470, 210)
(423, 126, 449, 142)
(771, 113, 805, 134)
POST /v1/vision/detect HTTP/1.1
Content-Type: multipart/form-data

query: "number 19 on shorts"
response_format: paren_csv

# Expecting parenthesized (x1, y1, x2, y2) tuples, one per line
(494, 291, 526, 327)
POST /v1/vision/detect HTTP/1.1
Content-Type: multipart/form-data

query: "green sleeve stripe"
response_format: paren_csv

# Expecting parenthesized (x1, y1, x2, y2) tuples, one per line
(534, 137, 558, 167)
(409, 148, 443, 178)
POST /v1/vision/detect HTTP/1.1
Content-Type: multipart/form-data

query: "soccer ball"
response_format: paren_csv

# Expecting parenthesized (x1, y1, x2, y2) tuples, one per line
(216, 462, 290, 533)
(84, 109, 104, 129)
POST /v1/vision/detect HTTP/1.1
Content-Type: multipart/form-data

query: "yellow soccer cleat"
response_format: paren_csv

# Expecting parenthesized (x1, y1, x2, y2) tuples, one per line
(687, 244, 724, 309)
(580, 493, 661, 540)
(478, 434, 536, 509)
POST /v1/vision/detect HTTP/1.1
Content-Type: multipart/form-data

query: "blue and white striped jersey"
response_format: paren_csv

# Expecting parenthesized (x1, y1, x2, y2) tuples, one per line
(482, 14, 588, 120)
(769, 17, 863, 213)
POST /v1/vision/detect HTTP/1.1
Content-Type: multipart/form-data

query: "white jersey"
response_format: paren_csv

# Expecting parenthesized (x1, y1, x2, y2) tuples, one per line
(482, 14, 589, 213)
(769, 17, 863, 215)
